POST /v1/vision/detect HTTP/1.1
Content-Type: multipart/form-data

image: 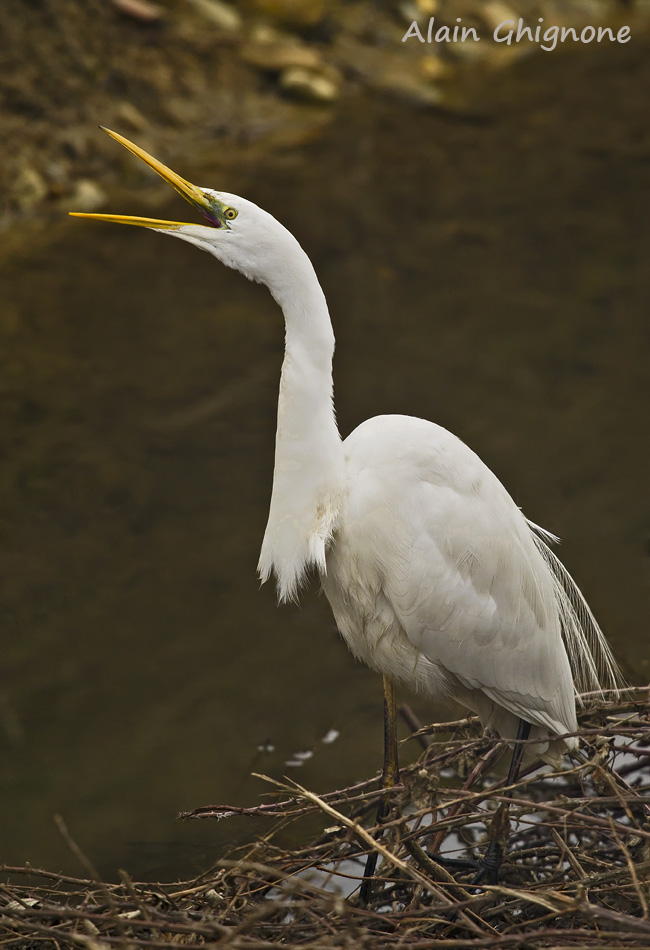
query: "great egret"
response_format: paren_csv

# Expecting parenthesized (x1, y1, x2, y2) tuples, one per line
(72, 128, 621, 890)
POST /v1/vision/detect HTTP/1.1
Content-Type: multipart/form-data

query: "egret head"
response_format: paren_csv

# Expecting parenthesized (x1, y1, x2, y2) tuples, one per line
(70, 128, 301, 291)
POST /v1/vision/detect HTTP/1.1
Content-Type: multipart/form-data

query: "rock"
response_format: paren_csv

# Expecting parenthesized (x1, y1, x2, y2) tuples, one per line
(164, 96, 208, 125)
(419, 55, 454, 82)
(115, 102, 149, 131)
(372, 66, 443, 106)
(15, 166, 48, 210)
(398, 2, 418, 22)
(249, 0, 328, 28)
(186, 0, 242, 31)
(66, 179, 107, 212)
(241, 39, 323, 72)
(479, 2, 519, 33)
(398, 0, 439, 23)
(45, 161, 67, 186)
(109, 0, 163, 22)
(334, 39, 443, 107)
(279, 65, 341, 102)
(248, 22, 286, 42)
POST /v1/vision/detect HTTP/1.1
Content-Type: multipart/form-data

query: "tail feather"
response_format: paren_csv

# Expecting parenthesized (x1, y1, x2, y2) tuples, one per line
(527, 521, 624, 698)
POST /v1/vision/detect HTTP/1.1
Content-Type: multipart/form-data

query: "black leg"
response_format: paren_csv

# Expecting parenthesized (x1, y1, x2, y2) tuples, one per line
(471, 718, 531, 886)
(359, 675, 398, 905)
(505, 718, 532, 787)
(431, 718, 532, 883)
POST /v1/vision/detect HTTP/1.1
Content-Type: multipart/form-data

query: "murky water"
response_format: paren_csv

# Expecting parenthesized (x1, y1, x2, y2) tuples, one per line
(2, 41, 649, 879)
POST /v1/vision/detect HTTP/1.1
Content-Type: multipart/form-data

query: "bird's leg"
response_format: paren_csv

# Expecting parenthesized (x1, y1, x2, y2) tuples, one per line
(381, 674, 400, 788)
(471, 718, 531, 886)
(359, 675, 399, 905)
(432, 718, 532, 883)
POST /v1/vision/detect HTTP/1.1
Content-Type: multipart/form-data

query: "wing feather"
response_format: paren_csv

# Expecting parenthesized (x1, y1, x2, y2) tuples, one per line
(328, 415, 621, 743)
(527, 521, 624, 696)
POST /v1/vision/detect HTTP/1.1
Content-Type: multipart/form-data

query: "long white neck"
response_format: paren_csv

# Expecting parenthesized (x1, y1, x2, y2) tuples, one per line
(257, 247, 345, 601)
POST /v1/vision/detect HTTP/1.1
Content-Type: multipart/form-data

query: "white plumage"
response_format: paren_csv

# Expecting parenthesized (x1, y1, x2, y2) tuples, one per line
(73, 130, 621, 772)
(324, 414, 580, 761)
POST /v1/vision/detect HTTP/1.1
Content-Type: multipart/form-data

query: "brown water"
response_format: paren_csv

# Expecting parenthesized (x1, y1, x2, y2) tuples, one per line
(2, 40, 649, 880)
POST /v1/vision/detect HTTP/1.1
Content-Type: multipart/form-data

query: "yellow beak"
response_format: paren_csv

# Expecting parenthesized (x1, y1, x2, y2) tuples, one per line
(69, 127, 215, 230)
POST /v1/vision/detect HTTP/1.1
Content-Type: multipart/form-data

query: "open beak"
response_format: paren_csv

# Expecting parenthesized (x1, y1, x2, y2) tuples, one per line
(69, 127, 218, 231)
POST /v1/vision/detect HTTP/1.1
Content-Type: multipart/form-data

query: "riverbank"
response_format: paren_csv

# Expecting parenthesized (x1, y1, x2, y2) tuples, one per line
(1, 0, 643, 247)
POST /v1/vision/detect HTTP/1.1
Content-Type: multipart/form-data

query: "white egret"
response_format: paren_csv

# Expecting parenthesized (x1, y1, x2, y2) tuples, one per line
(72, 129, 622, 891)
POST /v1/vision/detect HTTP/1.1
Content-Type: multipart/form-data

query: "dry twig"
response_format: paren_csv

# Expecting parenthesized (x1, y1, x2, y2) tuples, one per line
(2, 691, 650, 949)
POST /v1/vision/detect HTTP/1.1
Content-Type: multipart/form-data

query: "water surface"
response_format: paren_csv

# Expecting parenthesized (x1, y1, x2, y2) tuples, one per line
(2, 41, 649, 878)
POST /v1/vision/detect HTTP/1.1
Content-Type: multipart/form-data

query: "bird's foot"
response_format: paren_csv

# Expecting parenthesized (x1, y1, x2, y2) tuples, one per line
(428, 841, 503, 887)
(470, 841, 503, 886)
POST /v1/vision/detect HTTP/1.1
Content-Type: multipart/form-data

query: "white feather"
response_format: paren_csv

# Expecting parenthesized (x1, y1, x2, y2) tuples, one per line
(527, 522, 622, 696)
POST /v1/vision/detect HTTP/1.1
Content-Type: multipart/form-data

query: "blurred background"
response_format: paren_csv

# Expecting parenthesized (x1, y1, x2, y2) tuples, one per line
(1, 0, 649, 881)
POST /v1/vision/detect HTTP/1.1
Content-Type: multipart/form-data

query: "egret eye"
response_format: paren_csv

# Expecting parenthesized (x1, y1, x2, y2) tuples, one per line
(224, 207, 238, 220)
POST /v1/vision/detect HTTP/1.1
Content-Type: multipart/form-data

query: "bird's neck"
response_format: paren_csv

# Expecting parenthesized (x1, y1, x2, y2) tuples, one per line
(258, 254, 344, 601)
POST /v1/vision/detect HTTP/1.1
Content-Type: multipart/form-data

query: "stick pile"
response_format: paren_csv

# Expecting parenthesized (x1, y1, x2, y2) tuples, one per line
(3, 690, 649, 949)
